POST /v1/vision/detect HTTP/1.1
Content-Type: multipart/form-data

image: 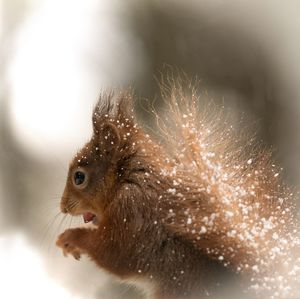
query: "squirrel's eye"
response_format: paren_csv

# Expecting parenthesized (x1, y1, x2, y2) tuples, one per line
(74, 171, 85, 185)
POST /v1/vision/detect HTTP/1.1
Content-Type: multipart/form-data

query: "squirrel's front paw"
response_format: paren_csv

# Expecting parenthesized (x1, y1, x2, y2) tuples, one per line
(56, 229, 84, 260)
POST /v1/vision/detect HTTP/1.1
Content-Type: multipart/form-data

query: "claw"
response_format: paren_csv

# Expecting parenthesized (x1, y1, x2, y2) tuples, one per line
(56, 229, 83, 260)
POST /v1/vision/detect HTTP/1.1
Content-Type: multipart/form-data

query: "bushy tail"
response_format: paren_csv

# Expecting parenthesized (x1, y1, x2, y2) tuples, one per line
(154, 80, 300, 298)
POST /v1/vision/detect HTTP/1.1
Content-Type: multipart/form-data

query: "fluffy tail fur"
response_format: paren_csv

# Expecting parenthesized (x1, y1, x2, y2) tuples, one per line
(151, 79, 300, 298)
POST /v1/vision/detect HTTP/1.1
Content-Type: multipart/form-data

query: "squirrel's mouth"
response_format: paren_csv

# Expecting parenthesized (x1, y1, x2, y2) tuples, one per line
(83, 212, 99, 226)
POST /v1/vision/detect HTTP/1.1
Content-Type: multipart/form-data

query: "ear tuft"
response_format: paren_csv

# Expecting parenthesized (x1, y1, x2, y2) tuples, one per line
(92, 91, 135, 134)
(93, 91, 116, 134)
(116, 91, 135, 121)
(98, 123, 120, 161)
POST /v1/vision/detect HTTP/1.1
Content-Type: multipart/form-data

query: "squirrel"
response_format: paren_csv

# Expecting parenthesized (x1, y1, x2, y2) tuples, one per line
(56, 84, 300, 299)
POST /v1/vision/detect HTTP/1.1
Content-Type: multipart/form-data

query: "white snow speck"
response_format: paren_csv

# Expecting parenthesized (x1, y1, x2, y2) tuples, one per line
(167, 188, 176, 195)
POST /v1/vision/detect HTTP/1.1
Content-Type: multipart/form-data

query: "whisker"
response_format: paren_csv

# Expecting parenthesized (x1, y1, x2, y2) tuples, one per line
(57, 214, 68, 235)
(39, 210, 62, 249)
(39, 212, 65, 258)
(67, 200, 79, 212)
(47, 213, 68, 257)
(68, 215, 73, 229)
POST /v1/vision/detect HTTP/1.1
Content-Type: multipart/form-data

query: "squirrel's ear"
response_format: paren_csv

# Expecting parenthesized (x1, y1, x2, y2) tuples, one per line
(116, 92, 135, 121)
(98, 123, 120, 161)
(92, 92, 115, 134)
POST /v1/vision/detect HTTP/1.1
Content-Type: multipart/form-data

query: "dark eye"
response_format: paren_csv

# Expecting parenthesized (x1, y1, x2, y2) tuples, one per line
(74, 171, 85, 185)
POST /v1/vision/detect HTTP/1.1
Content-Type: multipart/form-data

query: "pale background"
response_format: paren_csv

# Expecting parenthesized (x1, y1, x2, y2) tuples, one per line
(1, 0, 300, 298)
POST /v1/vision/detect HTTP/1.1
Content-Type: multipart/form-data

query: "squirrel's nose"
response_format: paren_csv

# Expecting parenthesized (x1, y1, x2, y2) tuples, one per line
(62, 207, 68, 213)
(61, 189, 69, 213)
(60, 202, 69, 214)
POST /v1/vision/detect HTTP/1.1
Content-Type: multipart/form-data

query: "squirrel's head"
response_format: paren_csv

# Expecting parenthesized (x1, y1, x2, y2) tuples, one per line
(60, 91, 141, 224)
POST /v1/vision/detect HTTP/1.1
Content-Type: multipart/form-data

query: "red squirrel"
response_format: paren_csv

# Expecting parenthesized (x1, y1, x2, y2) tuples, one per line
(56, 86, 300, 299)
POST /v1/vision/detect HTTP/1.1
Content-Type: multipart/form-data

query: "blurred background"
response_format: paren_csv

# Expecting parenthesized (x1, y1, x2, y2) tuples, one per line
(1, 0, 300, 298)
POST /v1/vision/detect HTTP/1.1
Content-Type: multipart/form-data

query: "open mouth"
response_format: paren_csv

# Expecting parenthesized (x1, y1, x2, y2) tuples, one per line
(83, 212, 99, 226)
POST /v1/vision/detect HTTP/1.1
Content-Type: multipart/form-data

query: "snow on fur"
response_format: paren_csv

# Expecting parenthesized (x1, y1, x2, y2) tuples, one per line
(151, 82, 300, 298)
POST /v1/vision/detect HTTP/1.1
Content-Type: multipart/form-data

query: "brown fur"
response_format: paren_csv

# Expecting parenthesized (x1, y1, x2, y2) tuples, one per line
(56, 88, 299, 299)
